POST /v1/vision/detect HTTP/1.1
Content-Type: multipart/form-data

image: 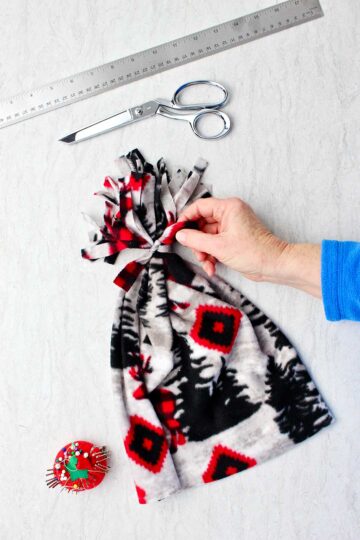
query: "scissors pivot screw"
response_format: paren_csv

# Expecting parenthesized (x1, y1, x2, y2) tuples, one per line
(134, 107, 144, 116)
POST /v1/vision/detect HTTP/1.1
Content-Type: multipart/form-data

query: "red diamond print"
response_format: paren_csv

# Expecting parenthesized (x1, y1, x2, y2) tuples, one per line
(190, 304, 242, 353)
(124, 415, 169, 473)
(203, 444, 257, 483)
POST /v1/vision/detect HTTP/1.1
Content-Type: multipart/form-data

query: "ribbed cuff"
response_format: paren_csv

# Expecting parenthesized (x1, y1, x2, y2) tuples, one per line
(321, 240, 341, 321)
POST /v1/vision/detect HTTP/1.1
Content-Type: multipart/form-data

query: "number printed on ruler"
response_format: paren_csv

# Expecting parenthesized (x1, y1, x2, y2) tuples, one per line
(0, 0, 323, 129)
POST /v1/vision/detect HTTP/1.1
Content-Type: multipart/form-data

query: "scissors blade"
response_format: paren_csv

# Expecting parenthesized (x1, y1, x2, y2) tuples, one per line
(59, 101, 159, 144)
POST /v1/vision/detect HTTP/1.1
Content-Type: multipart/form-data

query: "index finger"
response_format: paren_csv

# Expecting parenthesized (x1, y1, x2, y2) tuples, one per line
(178, 197, 222, 222)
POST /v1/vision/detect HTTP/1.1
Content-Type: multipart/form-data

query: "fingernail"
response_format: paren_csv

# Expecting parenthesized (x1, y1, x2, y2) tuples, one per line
(176, 231, 186, 243)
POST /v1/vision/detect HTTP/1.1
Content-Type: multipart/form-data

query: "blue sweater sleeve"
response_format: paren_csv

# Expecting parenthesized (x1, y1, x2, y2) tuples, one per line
(321, 240, 360, 321)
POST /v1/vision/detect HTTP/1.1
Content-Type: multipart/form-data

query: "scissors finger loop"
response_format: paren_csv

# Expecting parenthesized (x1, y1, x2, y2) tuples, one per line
(191, 110, 231, 140)
(172, 80, 229, 110)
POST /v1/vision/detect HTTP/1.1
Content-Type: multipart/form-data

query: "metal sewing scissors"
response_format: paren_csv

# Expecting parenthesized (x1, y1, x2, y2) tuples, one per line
(59, 80, 231, 143)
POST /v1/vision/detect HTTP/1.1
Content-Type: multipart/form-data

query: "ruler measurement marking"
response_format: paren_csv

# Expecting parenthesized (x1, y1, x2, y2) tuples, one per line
(0, 0, 323, 127)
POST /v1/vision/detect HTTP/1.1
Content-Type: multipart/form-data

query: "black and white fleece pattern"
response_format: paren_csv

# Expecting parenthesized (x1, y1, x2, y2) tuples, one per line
(82, 149, 334, 504)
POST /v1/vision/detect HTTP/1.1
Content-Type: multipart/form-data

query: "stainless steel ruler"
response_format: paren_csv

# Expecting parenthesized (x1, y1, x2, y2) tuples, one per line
(0, 0, 323, 130)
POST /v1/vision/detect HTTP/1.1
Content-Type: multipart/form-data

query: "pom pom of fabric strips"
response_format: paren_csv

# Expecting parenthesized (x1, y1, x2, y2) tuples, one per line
(81, 148, 334, 504)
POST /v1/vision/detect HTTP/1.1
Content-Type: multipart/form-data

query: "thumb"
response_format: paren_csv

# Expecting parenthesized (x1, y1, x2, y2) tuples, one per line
(175, 229, 220, 256)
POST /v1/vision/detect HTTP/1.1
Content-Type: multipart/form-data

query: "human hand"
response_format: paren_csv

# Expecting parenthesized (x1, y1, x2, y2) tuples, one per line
(175, 197, 287, 280)
(175, 197, 321, 298)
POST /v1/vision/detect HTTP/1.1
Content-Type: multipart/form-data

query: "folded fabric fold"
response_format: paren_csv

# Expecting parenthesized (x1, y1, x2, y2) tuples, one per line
(82, 148, 334, 505)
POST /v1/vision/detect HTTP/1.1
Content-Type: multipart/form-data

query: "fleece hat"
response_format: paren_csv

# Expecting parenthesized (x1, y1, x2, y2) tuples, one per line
(82, 148, 333, 504)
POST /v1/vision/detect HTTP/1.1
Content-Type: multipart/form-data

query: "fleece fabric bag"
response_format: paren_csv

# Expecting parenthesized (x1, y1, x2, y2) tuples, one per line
(82, 148, 334, 504)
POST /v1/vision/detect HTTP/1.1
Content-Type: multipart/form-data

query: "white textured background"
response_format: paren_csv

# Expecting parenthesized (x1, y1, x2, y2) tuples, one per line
(0, 1, 359, 539)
